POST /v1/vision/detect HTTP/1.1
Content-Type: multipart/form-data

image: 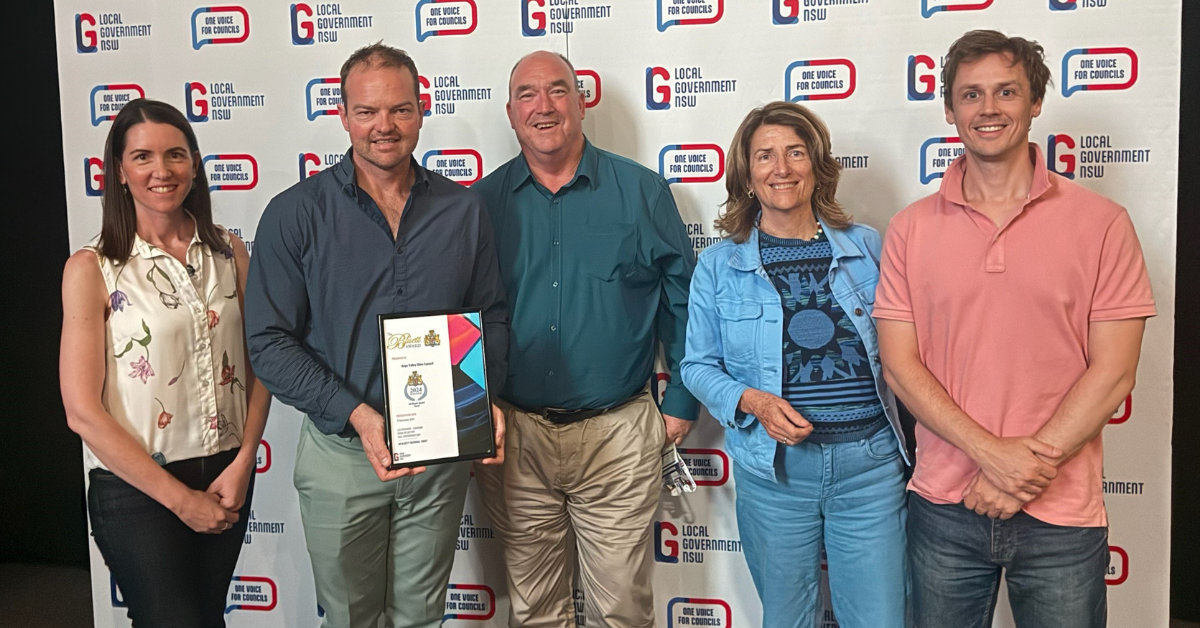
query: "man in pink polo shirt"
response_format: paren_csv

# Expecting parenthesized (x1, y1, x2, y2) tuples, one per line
(875, 30, 1155, 628)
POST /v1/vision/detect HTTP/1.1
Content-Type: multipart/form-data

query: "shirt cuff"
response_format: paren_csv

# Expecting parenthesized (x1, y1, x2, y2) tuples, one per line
(871, 307, 915, 322)
(317, 386, 362, 435)
(660, 387, 700, 421)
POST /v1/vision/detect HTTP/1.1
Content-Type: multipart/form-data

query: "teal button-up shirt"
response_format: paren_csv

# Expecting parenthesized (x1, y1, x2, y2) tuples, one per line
(473, 139, 699, 420)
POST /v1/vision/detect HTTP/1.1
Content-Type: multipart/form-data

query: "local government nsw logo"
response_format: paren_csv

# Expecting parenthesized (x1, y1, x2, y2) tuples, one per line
(405, 371, 428, 401)
(645, 66, 737, 110)
(290, 3, 374, 44)
(191, 6, 249, 49)
(772, 0, 869, 23)
(185, 81, 265, 122)
(657, 0, 722, 31)
(522, 0, 612, 36)
(658, 144, 724, 184)
(1061, 47, 1137, 97)
(785, 59, 855, 101)
(921, 0, 993, 18)
(75, 12, 152, 53)
(415, 0, 477, 42)
(920, 136, 964, 184)
(202, 154, 259, 191)
(1046, 133, 1151, 180)
(419, 74, 493, 117)
(91, 84, 145, 126)
(1050, 0, 1111, 10)
(655, 521, 742, 564)
(226, 576, 276, 613)
(306, 78, 342, 120)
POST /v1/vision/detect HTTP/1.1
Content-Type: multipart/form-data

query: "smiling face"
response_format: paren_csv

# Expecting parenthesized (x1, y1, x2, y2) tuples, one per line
(748, 124, 816, 216)
(945, 52, 1042, 163)
(117, 121, 199, 218)
(506, 52, 586, 162)
(339, 63, 423, 172)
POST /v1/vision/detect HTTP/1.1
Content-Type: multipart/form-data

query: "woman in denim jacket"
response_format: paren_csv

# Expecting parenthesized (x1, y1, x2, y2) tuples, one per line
(681, 101, 909, 628)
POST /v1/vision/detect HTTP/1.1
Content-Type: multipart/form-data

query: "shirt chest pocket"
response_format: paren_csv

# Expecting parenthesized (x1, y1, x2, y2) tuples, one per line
(717, 300, 762, 368)
(572, 223, 639, 282)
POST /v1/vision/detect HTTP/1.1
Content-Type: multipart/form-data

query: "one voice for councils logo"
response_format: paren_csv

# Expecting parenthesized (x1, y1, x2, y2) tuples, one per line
(921, 0, 992, 18)
(522, 0, 613, 36)
(646, 66, 737, 110)
(225, 576, 277, 613)
(444, 584, 495, 621)
(772, 0, 868, 23)
(185, 81, 266, 122)
(306, 78, 342, 120)
(920, 136, 964, 184)
(657, 0, 722, 31)
(1046, 134, 1151, 180)
(907, 54, 939, 101)
(84, 157, 105, 196)
(1061, 47, 1138, 97)
(191, 6, 249, 50)
(576, 69, 601, 108)
(667, 597, 732, 628)
(290, 3, 374, 45)
(75, 12, 151, 53)
(785, 59, 855, 101)
(202, 154, 259, 191)
(1107, 546, 1129, 585)
(677, 448, 729, 486)
(91, 84, 145, 126)
(422, 149, 482, 185)
(415, 0, 477, 42)
(658, 144, 724, 184)
(299, 152, 345, 180)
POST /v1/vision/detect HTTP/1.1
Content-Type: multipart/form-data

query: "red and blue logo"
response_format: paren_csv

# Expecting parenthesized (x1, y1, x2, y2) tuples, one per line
(419, 76, 433, 116)
(1049, 0, 1076, 9)
(443, 584, 495, 621)
(657, 0, 722, 31)
(1047, 133, 1076, 179)
(75, 13, 98, 52)
(185, 82, 209, 123)
(306, 78, 341, 120)
(919, 136, 963, 184)
(109, 574, 126, 607)
(225, 576, 277, 613)
(202, 154, 259, 191)
(256, 440, 271, 473)
(84, 157, 105, 197)
(577, 69, 601, 108)
(771, 0, 800, 24)
(522, 0, 546, 36)
(300, 152, 345, 180)
(290, 3, 314, 44)
(658, 144, 724, 185)
(1107, 546, 1128, 585)
(667, 598, 732, 628)
(421, 149, 483, 185)
(654, 521, 680, 563)
(1061, 47, 1138, 97)
(191, 6, 250, 50)
(785, 59, 856, 101)
(90, 84, 145, 126)
(921, 0, 993, 18)
(907, 54, 937, 101)
(645, 67, 671, 110)
(415, 0, 477, 42)
(1111, 394, 1132, 424)
(677, 448, 730, 486)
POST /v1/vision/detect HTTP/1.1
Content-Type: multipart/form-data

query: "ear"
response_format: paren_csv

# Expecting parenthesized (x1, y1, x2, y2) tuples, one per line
(118, 164, 128, 186)
(944, 104, 955, 126)
(193, 151, 203, 179)
(1030, 98, 1043, 119)
(506, 100, 517, 131)
(577, 90, 587, 121)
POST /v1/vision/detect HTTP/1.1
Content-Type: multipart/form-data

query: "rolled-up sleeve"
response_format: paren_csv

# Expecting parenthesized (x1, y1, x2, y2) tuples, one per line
(244, 194, 361, 434)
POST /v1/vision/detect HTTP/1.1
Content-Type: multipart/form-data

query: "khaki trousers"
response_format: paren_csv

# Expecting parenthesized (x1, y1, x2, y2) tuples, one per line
(476, 392, 665, 628)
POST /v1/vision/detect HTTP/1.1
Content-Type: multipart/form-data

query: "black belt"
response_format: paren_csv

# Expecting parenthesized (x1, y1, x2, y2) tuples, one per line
(517, 394, 641, 426)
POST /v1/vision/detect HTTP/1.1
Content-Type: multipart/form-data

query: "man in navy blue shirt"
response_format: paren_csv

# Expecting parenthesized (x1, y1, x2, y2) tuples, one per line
(245, 43, 507, 628)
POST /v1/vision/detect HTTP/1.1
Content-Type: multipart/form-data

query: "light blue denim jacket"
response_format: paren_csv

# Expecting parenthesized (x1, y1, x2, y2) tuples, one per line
(681, 220, 909, 483)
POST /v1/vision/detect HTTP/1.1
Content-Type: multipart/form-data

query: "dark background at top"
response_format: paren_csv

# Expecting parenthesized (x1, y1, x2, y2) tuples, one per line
(3, 1, 1196, 621)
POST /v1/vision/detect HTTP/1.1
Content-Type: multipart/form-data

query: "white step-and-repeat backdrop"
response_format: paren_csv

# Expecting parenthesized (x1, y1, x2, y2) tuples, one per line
(55, 1, 1178, 626)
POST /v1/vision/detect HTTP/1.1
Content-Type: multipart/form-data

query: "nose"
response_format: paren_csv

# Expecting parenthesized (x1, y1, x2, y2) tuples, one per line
(772, 152, 789, 176)
(532, 89, 553, 114)
(980, 92, 1000, 115)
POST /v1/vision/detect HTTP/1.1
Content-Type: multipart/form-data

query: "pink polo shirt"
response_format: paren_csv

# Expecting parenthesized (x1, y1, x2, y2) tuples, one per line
(875, 144, 1155, 528)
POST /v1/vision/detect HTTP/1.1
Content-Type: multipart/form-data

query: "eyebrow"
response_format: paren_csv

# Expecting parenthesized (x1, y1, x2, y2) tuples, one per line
(513, 78, 572, 94)
(957, 80, 1021, 92)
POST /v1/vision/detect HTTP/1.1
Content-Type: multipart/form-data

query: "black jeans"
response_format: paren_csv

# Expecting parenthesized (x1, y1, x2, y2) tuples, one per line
(88, 448, 253, 628)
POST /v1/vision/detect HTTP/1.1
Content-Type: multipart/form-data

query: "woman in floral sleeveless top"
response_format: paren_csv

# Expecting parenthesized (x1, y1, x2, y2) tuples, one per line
(60, 99, 270, 628)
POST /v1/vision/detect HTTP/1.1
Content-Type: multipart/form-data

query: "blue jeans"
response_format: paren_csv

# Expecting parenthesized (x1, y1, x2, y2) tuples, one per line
(908, 492, 1108, 628)
(734, 427, 908, 628)
(89, 448, 253, 628)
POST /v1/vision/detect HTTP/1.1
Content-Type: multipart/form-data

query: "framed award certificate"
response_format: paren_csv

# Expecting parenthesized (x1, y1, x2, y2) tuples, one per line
(378, 309, 495, 468)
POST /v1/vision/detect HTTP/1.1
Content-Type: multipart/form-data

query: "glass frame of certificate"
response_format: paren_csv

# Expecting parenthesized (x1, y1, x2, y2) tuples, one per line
(377, 308, 496, 468)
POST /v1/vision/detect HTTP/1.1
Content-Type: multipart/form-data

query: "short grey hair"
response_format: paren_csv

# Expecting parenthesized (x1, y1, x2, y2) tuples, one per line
(507, 51, 578, 101)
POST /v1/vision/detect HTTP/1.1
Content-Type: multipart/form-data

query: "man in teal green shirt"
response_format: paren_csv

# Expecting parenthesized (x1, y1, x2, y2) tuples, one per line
(472, 51, 697, 627)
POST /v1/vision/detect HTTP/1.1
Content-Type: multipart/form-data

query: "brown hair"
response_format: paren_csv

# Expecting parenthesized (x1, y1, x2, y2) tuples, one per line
(98, 99, 223, 263)
(339, 42, 421, 103)
(715, 101, 850, 243)
(942, 30, 1052, 110)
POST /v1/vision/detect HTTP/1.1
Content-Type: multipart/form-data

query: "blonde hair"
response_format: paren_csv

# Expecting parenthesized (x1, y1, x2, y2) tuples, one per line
(715, 101, 850, 243)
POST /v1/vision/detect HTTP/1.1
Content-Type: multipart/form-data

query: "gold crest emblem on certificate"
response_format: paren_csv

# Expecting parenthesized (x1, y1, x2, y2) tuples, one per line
(424, 330, 441, 347)
(405, 370, 428, 401)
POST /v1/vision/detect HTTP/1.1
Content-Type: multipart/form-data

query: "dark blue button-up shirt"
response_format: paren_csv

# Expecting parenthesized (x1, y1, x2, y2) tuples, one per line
(245, 150, 508, 436)
(472, 139, 697, 420)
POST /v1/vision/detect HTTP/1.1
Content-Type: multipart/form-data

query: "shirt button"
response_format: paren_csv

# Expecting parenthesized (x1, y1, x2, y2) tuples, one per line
(550, 325, 557, 332)
(548, 370, 554, 376)
(873, 356, 882, 364)
(553, 240, 560, 246)
(552, 281, 559, 288)
(854, 308, 864, 316)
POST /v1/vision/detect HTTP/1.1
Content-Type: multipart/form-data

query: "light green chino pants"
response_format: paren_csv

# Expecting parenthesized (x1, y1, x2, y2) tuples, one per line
(294, 419, 471, 628)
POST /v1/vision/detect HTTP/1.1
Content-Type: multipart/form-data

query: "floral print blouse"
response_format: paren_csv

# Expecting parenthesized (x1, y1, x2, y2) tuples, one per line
(83, 227, 247, 470)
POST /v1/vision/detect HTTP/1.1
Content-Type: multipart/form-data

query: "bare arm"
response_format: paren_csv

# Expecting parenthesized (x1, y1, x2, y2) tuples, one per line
(1034, 318, 1145, 464)
(60, 251, 236, 532)
(877, 318, 1061, 500)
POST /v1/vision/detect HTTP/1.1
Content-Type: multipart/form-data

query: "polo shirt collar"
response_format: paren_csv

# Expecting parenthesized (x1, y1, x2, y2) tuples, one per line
(336, 148, 431, 201)
(940, 142, 1052, 207)
(509, 137, 598, 193)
